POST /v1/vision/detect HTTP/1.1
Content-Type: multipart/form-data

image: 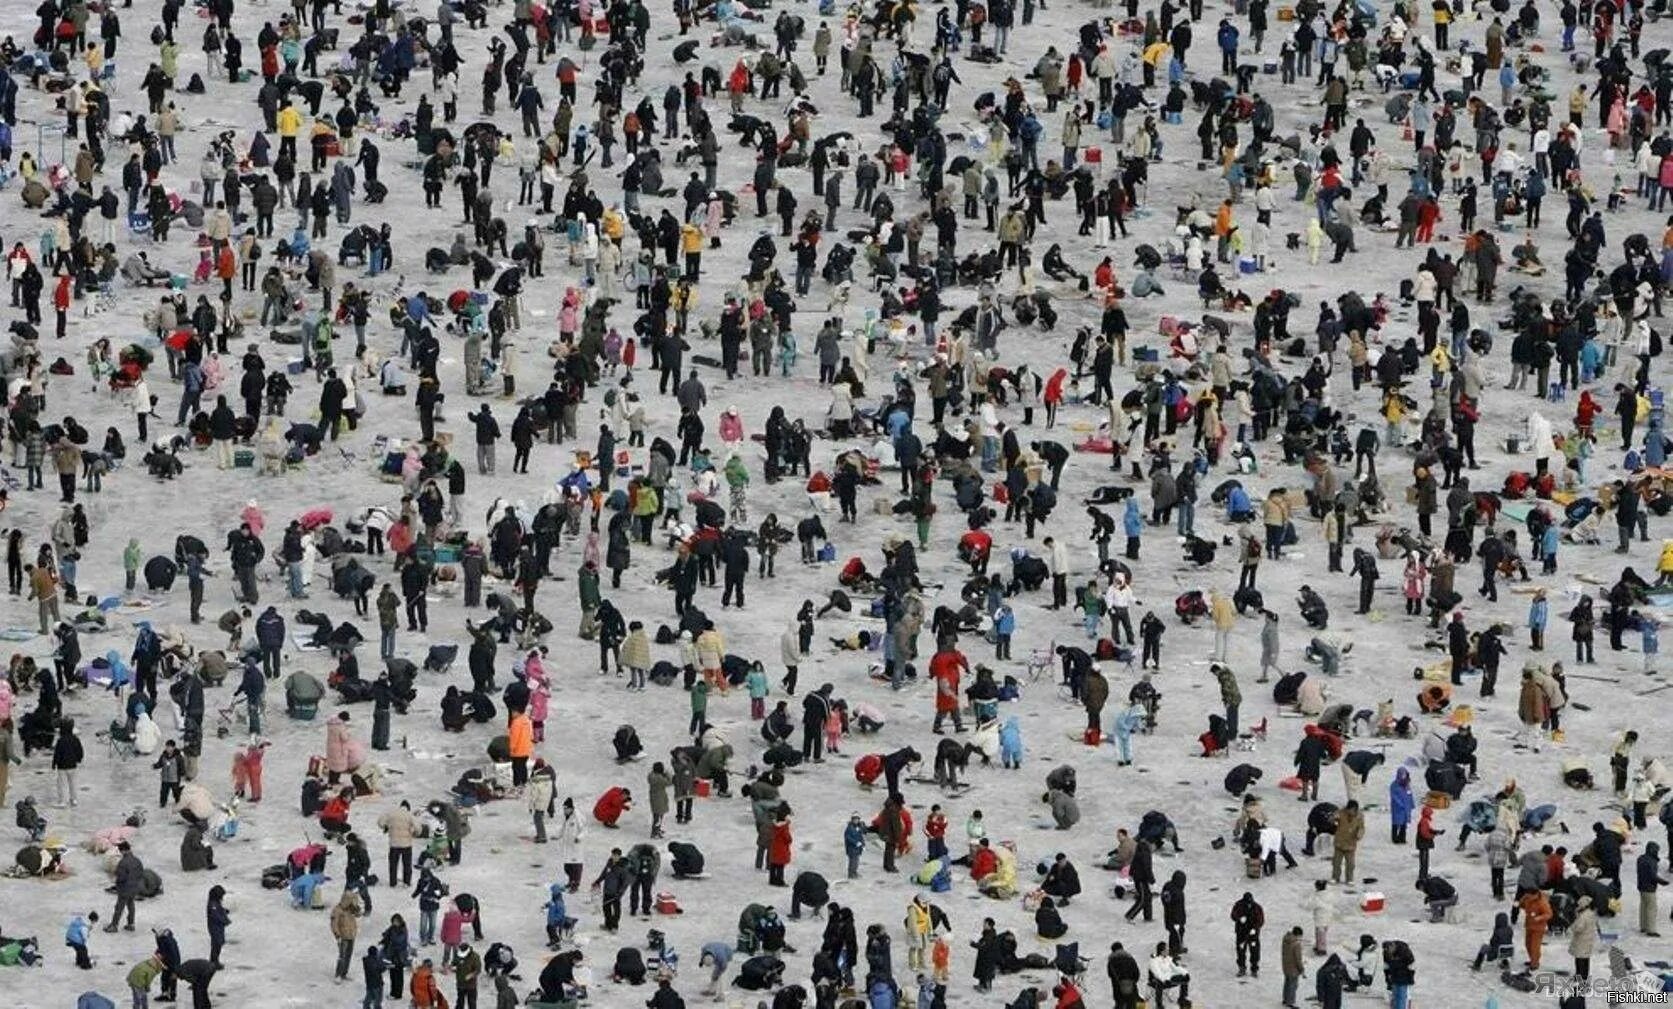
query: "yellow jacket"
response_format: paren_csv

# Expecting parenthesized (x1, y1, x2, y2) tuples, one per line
(601, 210, 624, 242)
(1210, 592, 1236, 631)
(681, 223, 704, 254)
(905, 902, 931, 937)
(277, 106, 302, 137)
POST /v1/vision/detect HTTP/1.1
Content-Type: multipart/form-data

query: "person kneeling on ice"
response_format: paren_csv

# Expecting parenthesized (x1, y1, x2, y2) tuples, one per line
(788, 870, 829, 919)
(914, 858, 954, 893)
(668, 841, 705, 878)
(1044, 785, 1081, 830)
(593, 786, 632, 828)
(290, 870, 327, 909)
(979, 842, 1018, 899)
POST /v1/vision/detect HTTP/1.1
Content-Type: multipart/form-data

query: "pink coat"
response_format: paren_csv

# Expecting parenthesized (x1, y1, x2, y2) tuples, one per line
(240, 503, 265, 537)
(704, 199, 724, 239)
(325, 719, 353, 774)
(559, 293, 580, 335)
(1403, 561, 1428, 600)
(0, 679, 12, 722)
(440, 908, 472, 945)
(718, 411, 744, 444)
(529, 683, 550, 723)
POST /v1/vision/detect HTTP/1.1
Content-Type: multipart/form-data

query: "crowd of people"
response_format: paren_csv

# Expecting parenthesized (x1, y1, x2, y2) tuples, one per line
(0, 0, 1670, 1005)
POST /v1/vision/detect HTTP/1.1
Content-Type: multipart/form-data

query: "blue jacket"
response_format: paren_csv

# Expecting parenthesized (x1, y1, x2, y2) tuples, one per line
(1123, 500, 1143, 537)
(234, 661, 265, 702)
(1528, 597, 1548, 629)
(1388, 768, 1415, 826)
(701, 942, 734, 971)
(65, 916, 89, 947)
(999, 717, 1023, 760)
(1227, 485, 1253, 517)
(1463, 799, 1498, 833)
(994, 607, 1016, 636)
(545, 885, 570, 925)
(869, 978, 899, 1009)
(1113, 705, 1144, 738)
(844, 821, 867, 856)
(255, 608, 286, 649)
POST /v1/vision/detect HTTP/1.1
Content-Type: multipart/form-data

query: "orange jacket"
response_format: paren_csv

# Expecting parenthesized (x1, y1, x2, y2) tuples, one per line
(1519, 890, 1552, 932)
(1214, 204, 1234, 237)
(411, 964, 447, 1008)
(508, 712, 534, 759)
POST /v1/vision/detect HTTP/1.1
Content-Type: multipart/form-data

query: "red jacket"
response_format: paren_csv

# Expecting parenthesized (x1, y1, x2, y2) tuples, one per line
(930, 651, 966, 713)
(768, 822, 793, 867)
(593, 786, 629, 826)
(1044, 368, 1068, 405)
(971, 845, 998, 880)
(854, 753, 883, 784)
(727, 62, 751, 95)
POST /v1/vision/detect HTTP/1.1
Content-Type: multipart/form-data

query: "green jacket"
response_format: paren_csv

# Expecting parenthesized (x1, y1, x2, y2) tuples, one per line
(690, 679, 709, 715)
(128, 958, 163, 990)
(1216, 667, 1242, 707)
(377, 588, 400, 630)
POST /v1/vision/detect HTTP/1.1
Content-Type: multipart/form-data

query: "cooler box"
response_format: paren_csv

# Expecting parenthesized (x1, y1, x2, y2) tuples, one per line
(1360, 892, 1386, 913)
(694, 779, 712, 798)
